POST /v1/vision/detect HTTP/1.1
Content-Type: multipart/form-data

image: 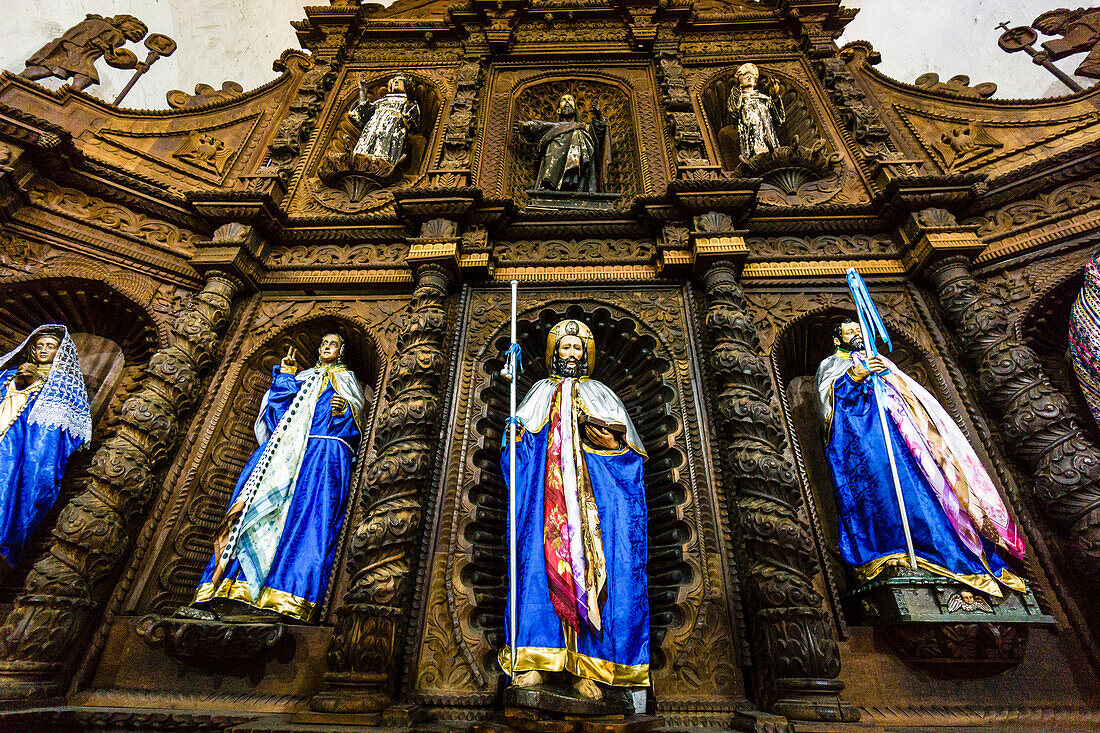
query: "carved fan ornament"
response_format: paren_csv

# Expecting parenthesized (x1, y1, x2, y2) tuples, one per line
(701, 70, 844, 206)
(510, 79, 643, 209)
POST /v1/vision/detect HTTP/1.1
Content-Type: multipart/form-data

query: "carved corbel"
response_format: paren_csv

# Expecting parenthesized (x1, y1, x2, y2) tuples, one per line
(699, 262, 856, 723)
(0, 271, 240, 703)
(311, 263, 456, 718)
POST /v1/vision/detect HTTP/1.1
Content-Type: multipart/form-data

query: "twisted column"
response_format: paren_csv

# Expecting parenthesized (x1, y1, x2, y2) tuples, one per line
(926, 256, 1100, 602)
(701, 263, 855, 723)
(312, 263, 454, 715)
(0, 273, 239, 702)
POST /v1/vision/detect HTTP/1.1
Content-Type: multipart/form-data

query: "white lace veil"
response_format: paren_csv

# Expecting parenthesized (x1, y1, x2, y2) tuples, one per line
(0, 325, 92, 446)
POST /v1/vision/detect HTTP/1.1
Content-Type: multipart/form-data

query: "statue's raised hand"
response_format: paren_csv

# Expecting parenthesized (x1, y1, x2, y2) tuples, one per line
(591, 99, 602, 119)
(280, 346, 298, 375)
(358, 78, 369, 105)
(13, 362, 39, 390)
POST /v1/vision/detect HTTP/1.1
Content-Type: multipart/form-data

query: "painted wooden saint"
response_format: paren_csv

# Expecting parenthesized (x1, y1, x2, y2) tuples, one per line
(191, 333, 364, 622)
(816, 319, 1027, 597)
(0, 325, 91, 568)
(500, 319, 648, 701)
(349, 74, 420, 167)
(515, 94, 612, 194)
(727, 62, 785, 160)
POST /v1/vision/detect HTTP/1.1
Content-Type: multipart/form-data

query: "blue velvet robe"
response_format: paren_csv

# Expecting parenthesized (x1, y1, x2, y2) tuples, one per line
(500, 422, 650, 687)
(0, 368, 83, 567)
(825, 368, 1022, 596)
(195, 367, 360, 621)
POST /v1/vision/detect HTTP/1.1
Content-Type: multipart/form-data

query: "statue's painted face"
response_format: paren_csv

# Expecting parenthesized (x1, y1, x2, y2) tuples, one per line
(556, 334, 585, 377)
(736, 64, 759, 89)
(318, 334, 344, 365)
(834, 321, 864, 351)
(558, 95, 577, 117)
(32, 335, 60, 366)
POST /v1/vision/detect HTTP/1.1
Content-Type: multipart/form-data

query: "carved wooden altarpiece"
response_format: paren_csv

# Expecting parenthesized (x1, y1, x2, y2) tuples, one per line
(1, 0, 1100, 731)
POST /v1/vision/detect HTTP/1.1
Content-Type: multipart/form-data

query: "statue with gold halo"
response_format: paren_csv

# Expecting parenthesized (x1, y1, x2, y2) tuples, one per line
(500, 319, 649, 703)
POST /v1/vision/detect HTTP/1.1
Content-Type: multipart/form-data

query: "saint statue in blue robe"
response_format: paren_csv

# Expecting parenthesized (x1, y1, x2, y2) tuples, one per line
(500, 319, 649, 702)
(0, 325, 91, 569)
(189, 333, 365, 622)
(816, 320, 1027, 597)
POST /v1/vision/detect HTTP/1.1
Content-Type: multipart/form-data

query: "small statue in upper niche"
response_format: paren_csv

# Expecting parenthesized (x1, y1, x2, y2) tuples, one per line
(515, 94, 611, 194)
(21, 14, 148, 92)
(727, 63, 785, 161)
(349, 74, 420, 168)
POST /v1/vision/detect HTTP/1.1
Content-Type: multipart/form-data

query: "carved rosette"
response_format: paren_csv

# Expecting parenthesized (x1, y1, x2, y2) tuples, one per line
(700, 264, 853, 722)
(0, 274, 238, 702)
(927, 257, 1100, 604)
(313, 264, 454, 714)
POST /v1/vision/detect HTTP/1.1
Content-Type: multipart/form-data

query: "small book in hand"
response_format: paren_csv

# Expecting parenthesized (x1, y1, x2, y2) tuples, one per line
(579, 413, 626, 434)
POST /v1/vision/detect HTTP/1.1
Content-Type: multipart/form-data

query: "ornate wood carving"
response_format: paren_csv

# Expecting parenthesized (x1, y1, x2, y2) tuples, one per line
(926, 255, 1100, 628)
(699, 263, 854, 723)
(814, 47, 893, 162)
(0, 273, 238, 702)
(311, 264, 456, 714)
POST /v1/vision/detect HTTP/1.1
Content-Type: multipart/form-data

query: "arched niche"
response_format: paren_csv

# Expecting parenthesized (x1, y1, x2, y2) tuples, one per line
(699, 68, 842, 204)
(146, 314, 383, 622)
(459, 303, 692, 677)
(1019, 267, 1100, 446)
(508, 77, 643, 209)
(0, 276, 160, 598)
(772, 306, 985, 614)
(316, 72, 444, 205)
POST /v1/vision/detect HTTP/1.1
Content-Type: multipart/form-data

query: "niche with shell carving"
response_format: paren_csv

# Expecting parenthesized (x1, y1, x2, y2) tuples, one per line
(508, 79, 643, 209)
(309, 73, 443, 214)
(701, 68, 843, 206)
(137, 317, 381, 621)
(450, 301, 742, 697)
(0, 276, 160, 601)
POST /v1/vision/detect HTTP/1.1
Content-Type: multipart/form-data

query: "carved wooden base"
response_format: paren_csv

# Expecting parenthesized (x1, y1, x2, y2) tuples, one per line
(134, 614, 288, 671)
(473, 709, 661, 733)
(504, 683, 634, 716)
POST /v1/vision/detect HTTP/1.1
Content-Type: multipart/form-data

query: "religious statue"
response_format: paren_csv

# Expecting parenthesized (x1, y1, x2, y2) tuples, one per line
(500, 319, 648, 702)
(515, 94, 612, 194)
(726, 63, 785, 160)
(185, 333, 365, 622)
(21, 14, 148, 92)
(348, 74, 420, 168)
(816, 319, 1027, 598)
(0, 325, 91, 568)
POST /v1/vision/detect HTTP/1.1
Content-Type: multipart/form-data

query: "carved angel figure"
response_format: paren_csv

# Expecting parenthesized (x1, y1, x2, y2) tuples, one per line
(726, 63, 785, 160)
(21, 14, 148, 92)
(349, 74, 420, 167)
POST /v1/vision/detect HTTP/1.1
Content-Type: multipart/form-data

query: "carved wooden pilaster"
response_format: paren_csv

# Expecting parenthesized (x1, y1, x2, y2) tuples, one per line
(700, 263, 856, 724)
(925, 255, 1100, 606)
(312, 263, 455, 716)
(0, 272, 239, 702)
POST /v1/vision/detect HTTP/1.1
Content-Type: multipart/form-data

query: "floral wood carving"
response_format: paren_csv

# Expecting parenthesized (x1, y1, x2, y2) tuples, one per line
(700, 264, 854, 722)
(266, 57, 333, 182)
(0, 274, 238, 702)
(166, 81, 245, 110)
(312, 264, 456, 714)
(814, 50, 892, 161)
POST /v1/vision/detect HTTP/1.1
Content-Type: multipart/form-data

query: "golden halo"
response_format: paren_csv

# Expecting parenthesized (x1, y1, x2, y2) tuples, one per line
(545, 319, 596, 377)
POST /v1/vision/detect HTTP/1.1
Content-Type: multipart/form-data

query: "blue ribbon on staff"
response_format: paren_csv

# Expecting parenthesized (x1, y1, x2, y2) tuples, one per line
(502, 416, 527, 447)
(504, 342, 524, 376)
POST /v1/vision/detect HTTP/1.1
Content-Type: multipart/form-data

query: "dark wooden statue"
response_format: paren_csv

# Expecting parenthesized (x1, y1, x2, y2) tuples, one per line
(20, 14, 148, 91)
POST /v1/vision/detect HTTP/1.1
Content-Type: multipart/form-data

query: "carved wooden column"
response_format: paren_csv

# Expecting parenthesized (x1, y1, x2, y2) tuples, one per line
(311, 262, 455, 717)
(0, 270, 240, 702)
(700, 258, 856, 724)
(912, 217, 1100, 607)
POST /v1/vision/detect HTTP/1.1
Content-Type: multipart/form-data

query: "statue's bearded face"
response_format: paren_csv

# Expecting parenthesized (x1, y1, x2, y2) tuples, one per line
(318, 334, 344, 365)
(558, 95, 577, 118)
(31, 335, 60, 366)
(835, 321, 864, 351)
(555, 335, 587, 378)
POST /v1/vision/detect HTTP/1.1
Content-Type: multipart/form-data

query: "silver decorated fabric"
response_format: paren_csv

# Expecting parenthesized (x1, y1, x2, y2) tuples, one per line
(0, 325, 91, 446)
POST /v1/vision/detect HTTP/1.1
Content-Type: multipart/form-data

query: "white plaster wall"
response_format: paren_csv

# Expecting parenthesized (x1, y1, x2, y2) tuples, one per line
(1, 1, 1094, 109)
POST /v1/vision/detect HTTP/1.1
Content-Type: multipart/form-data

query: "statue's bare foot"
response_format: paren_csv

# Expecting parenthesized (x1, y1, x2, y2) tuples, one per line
(512, 670, 543, 687)
(573, 676, 603, 700)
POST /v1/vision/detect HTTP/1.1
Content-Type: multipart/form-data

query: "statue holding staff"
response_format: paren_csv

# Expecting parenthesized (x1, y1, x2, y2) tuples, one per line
(500, 318, 649, 702)
(514, 94, 612, 194)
